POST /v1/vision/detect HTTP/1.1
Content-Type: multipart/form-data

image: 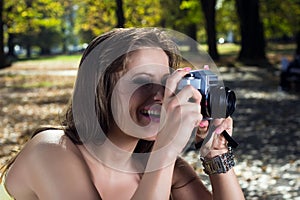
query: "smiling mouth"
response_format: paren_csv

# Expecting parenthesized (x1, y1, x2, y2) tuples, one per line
(140, 109, 161, 119)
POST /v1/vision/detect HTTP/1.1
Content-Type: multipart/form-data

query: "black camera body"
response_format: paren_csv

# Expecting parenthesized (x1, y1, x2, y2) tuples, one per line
(177, 70, 236, 119)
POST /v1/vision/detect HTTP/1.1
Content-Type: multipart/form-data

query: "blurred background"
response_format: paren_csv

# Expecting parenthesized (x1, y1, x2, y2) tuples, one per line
(0, 0, 299, 199)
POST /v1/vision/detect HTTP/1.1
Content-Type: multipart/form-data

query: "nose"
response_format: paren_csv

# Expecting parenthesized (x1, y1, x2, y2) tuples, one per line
(153, 85, 164, 101)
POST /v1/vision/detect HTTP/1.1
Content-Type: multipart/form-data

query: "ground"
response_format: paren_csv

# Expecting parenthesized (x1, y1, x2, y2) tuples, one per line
(0, 56, 299, 199)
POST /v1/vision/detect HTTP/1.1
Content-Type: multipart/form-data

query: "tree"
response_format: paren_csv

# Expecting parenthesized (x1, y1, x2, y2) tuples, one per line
(297, 31, 300, 55)
(260, 0, 300, 40)
(60, 0, 77, 54)
(115, 0, 125, 28)
(236, 0, 266, 62)
(0, 0, 6, 68)
(178, 0, 202, 52)
(200, 0, 219, 60)
(124, 0, 161, 27)
(75, 0, 162, 43)
(75, 0, 116, 42)
(3, 0, 64, 57)
(160, 0, 204, 52)
(216, 0, 239, 43)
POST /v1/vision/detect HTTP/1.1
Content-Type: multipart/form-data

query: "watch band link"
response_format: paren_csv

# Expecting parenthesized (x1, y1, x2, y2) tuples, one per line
(200, 147, 235, 175)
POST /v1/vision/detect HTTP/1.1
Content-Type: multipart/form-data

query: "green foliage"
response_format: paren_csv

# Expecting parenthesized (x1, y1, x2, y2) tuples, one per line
(160, 0, 204, 30)
(74, 0, 162, 42)
(4, 0, 65, 54)
(216, 0, 240, 42)
(124, 0, 161, 27)
(179, 0, 202, 24)
(74, 0, 117, 42)
(260, 0, 300, 39)
(2, 0, 300, 57)
(4, 0, 63, 34)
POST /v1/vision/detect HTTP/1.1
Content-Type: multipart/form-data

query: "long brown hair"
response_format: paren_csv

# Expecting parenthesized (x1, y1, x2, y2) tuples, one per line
(63, 28, 181, 148)
(1, 28, 181, 177)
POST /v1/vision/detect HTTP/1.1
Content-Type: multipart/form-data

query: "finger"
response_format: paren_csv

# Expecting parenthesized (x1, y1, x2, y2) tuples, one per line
(164, 68, 191, 98)
(175, 85, 202, 105)
(203, 65, 210, 70)
(212, 118, 224, 127)
(214, 117, 233, 135)
(171, 102, 202, 129)
(212, 133, 227, 150)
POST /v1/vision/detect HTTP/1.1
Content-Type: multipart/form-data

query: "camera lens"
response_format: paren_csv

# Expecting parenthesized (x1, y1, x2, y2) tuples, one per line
(205, 86, 236, 119)
(225, 87, 236, 117)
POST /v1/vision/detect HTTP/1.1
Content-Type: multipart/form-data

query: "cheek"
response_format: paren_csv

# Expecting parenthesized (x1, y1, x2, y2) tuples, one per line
(129, 88, 150, 110)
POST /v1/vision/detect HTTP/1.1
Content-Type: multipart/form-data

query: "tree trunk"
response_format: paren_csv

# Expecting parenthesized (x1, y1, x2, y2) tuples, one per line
(40, 47, 51, 55)
(236, 0, 266, 62)
(116, 0, 125, 28)
(296, 31, 300, 55)
(200, 0, 219, 60)
(0, 0, 6, 68)
(7, 33, 16, 57)
(186, 23, 198, 52)
(26, 44, 32, 58)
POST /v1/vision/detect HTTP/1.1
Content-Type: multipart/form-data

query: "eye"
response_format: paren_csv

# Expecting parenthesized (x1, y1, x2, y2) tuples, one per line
(132, 77, 152, 85)
(161, 75, 169, 87)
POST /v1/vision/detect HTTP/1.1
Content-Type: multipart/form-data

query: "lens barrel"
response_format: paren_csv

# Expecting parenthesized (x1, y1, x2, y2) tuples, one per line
(203, 86, 236, 119)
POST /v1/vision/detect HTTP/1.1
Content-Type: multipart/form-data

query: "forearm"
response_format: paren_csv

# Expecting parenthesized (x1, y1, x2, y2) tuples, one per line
(131, 154, 175, 200)
(131, 146, 177, 200)
(209, 169, 245, 200)
(131, 162, 175, 200)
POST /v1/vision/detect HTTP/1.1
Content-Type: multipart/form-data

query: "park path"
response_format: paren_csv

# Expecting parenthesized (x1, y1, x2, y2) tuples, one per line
(0, 59, 300, 199)
(0, 59, 79, 76)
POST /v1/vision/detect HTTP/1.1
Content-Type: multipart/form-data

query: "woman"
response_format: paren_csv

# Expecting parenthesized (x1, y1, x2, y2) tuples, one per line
(1, 28, 245, 199)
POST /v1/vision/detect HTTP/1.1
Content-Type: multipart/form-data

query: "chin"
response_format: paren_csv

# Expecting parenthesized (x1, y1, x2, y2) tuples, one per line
(143, 135, 157, 141)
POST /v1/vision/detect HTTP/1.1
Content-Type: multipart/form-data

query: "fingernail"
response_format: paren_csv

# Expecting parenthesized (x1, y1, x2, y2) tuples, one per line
(184, 67, 191, 71)
(204, 65, 209, 70)
(199, 121, 206, 128)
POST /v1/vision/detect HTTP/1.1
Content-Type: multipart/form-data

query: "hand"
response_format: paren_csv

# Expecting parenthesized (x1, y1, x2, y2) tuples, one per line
(154, 68, 203, 155)
(196, 117, 233, 158)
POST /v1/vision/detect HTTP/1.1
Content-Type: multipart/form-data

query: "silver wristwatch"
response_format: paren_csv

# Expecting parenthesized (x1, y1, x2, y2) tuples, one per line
(200, 148, 235, 175)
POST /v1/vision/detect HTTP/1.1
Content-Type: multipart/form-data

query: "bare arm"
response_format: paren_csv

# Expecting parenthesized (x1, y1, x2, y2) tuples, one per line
(209, 169, 245, 200)
(197, 118, 245, 200)
(171, 157, 212, 200)
(131, 68, 203, 199)
(169, 158, 244, 200)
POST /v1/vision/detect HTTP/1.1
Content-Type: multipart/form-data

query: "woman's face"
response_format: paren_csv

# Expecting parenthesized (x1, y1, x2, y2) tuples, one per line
(111, 48, 170, 140)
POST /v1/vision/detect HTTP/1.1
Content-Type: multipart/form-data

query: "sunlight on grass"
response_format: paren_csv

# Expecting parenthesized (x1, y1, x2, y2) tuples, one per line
(19, 54, 81, 64)
(179, 43, 240, 55)
(20, 81, 54, 88)
(217, 43, 240, 55)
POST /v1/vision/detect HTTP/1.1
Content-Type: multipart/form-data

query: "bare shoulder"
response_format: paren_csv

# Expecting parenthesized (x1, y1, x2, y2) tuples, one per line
(11, 129, 82, 166)
(6, 129, 100, 199)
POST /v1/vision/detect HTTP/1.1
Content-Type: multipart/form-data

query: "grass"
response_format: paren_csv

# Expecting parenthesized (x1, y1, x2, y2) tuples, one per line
(217, 43, 240, 55)
(14, 81, 54, 89)
(18, 53, 82, 62)
(7, 42, 297, 71)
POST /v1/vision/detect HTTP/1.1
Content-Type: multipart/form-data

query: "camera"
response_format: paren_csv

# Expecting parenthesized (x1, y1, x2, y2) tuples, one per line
(177, 70, 236, 119)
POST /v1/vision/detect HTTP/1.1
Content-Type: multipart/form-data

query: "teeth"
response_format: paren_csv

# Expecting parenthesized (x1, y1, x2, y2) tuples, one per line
(141, 109, 161, 117)
(149, 110, 160, 116)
